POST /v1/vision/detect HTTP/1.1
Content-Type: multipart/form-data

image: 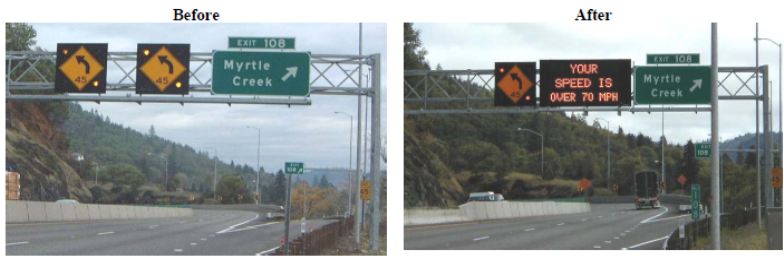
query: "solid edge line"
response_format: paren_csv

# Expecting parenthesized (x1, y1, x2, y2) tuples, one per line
(216, 213, 260, 234)
(256, 246, 280, 256)
(626, 235, 670, 249)
(97, 231, 114, 235)
(473, 236, 490, 241)
(6, 241, 30, 246)
(640, 207, 669, 224)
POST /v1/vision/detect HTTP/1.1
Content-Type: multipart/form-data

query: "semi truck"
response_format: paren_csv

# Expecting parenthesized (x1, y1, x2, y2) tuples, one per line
(633, 170, 660, 209)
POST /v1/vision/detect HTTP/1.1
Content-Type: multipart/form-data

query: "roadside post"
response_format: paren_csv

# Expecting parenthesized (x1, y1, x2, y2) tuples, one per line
(283, 162, 304, 255)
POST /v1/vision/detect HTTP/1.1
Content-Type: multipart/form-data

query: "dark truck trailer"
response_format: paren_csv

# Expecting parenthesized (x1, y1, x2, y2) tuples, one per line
(633, 170, 660, 209)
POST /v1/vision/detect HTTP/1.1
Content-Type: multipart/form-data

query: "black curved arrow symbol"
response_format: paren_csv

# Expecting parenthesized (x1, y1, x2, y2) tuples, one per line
(158, 56, 174, 74)
(75, 56, 90, 74)
(510, 73, 523, 90)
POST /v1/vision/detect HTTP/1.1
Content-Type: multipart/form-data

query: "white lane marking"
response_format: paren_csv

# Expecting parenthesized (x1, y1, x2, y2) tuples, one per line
(174, 249, 183, 252)
(210, 234, 215, 237)
(220, 222, 280, 234)
(256, 246, 280, 256)
(640, 207, 670, 224)
(614, 237, 620, 240)
(612, 213, 616, 216)
(149, 225, 159, 229)
(581, 219, 587, 222)
(625, 235, 670, 249)
(190, 243, 197, 246)
(605, 241, 612, 244)
(97, 232, 114, 235)
(598, 216, 603, 218)
(71, 236, 75, 238)
(216, 213, 260, 234)
(620, 233, 626, 236)
(201, 238, 207, 241)
(524, 228, 535, 232)
(6, 241, 29, 246)
(625, 230, 631, 233)
(473, 236, 490, 241)
(594, 245, 601, 249)
(644, 214, 690, 223)
(557, 223, 565, 226)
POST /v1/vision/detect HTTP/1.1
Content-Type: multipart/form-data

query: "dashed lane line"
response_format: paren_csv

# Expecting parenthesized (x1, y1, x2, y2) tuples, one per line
(473, 236, 490, 241)
(97, 232, 114, 235)
(524, 228, 535, 232)
(6, 241, 29, 246)
(557, 223, 565, 226)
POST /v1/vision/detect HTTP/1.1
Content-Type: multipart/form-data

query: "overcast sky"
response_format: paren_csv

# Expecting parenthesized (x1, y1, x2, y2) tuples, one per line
(413, 23, 782, 145)
(30, 23, 386, 173)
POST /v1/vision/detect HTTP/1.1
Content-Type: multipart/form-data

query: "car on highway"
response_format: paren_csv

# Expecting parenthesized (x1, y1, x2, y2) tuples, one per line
(55, 199, 80, 205)
(467, 191, 504, 202)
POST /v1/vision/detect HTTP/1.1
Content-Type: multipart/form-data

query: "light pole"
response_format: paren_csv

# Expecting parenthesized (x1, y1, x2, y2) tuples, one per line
(206, 147, 218, 201)
(518, 128, 543, 178)
(247, 126, 261, 205)
(148, 153, 168, 196)
(596, 118, 611, 189)
(334, 112, 354, 215)
(91, 161, 99, 185)
(755, 36, 782, 171)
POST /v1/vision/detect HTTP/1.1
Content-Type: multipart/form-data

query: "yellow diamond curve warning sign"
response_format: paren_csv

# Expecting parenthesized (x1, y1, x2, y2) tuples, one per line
(59, 46, 105, 91)
(498, 65, 533, 103)
(139, 46, 187, 92)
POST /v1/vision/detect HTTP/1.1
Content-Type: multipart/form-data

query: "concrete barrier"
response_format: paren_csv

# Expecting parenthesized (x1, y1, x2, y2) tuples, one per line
(61, 204, 77, 221)
(6, 201, 29, 223)
(88, 204, 101, 220)
(767, 208, 782, 250)
(26, 201, 47, 222)
(7, 201, 194, 224)
(76, 204, 90, 221)
(406, 201, 593, 227)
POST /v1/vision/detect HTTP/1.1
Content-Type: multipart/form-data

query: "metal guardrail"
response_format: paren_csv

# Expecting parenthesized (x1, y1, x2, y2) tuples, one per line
(272, 216, 354, 255)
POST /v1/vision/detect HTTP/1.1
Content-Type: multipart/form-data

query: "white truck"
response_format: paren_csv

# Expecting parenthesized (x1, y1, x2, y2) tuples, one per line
(467, 191, 504, 202)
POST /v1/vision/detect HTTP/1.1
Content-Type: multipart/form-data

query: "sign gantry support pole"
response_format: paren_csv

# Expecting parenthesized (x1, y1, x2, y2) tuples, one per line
(369, 53, 382, 252)
(710, 22, 721, 250)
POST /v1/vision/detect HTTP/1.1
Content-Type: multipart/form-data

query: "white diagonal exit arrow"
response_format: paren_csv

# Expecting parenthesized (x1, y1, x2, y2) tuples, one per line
(282, 67, 298, 82)
(689, 79, 702, 92)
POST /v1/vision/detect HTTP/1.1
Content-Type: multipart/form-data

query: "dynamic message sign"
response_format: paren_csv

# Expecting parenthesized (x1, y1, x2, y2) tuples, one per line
(136, 44, 190, 95)
(647, 54, 700, 64)
(494, 62, 536, 107)
(634, 66, 711, 105)
(212, 51, 310, 96)
(229, 37, 295, 50)
(539, 59, 631, 107)
(55, 44, 108, 93)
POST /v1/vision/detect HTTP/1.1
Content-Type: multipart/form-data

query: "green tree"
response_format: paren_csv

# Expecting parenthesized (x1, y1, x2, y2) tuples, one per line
(216, 174, 246, 204)
(104, 163, 145, 191)
(403, 23, 430, 70)
(6, 23, 36, 51)
(318, 175, 332, 188)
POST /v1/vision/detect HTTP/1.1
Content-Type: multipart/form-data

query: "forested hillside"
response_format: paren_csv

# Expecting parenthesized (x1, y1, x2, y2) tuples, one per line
(403, 23, 778, 210)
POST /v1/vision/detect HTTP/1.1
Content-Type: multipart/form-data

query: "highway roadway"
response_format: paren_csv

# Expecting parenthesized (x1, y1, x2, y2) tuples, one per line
(6, 209, 334, 255)
(405, 203, 698, 250)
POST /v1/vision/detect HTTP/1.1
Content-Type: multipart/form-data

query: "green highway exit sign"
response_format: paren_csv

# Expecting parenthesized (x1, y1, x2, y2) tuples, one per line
(285, 162, 304, 174)
(212, 51, 310, 96)
(228, 37, 295, 50)
(647, 54, 700, 64)
(634, 66, 712, 105)
(695, 143, 711, 158)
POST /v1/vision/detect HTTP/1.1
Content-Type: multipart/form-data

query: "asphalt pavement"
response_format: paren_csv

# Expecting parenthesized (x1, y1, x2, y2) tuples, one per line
(6, 209, 334, 255)
(405, 203, 697, 250)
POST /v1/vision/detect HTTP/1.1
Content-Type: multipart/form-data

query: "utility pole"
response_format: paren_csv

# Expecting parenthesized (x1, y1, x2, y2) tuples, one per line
(92, 162, 99, 185)
(662, 112, 666, 195)
(147, 153, 168, 197)
(206, 147, 218, 201)
(356, 22, 365, 248)
(518, 128, 543, 178)
(709, 22, 721, 250)
(596, 118, 610, 189)
(335, 111, 354, 216)
(247, 126, 261, 205)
